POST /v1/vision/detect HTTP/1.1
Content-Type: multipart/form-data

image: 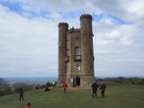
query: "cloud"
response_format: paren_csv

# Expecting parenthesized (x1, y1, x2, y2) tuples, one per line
(0, 4, 59, 77)
(0, 0, 144, 77)
(93, 13, 144, 77)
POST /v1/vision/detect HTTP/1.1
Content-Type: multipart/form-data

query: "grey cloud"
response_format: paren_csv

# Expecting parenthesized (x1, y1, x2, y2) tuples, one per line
(0, 5, 59, 77)
(92, 0, 125, 15)
(0, 0, 144, 77)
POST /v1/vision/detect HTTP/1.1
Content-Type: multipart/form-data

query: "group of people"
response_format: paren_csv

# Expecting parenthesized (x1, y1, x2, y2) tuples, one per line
(62, 81, 106, 98)
(19, 81, 105, 108)
(91, 82, 106, 98)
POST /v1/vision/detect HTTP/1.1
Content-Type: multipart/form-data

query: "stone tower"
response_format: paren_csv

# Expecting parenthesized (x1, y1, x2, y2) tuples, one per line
(57, 14, 95, 87)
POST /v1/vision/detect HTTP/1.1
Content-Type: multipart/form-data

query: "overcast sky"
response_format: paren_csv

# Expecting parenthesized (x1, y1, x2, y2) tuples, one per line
(0, 0, 144, 78)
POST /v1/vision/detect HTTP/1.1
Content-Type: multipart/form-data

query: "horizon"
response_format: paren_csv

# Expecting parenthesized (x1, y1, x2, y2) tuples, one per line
(3, 75, 144, 78)
(0, 0, 144, 77)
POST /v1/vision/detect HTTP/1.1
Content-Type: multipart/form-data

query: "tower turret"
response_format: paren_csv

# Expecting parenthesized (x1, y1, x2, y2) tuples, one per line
(80, 14, 95, 87)
(57, 22, 68, 86)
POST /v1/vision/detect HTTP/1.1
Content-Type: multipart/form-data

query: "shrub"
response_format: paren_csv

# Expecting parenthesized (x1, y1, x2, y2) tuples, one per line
(46, 82, 53, 87)
(135, 79, 144, 85)
(0, 90, 5, 96)
(0, 78, 13, 96)
(12, 82, 33, 93)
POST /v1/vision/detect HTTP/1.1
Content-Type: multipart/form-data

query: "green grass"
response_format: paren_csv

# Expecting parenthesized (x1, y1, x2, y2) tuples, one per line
(0, 84, 144, 108)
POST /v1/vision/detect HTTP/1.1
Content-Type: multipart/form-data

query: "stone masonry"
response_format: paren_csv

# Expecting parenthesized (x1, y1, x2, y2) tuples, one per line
(57, 14, 95, 87)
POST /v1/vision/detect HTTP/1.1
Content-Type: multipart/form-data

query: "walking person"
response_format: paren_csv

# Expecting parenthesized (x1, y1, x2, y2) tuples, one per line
(19, 88, 24, 101)
(100, 82, 106, 98)
(25, 102, 31, 108)
(63, 82, 67, 94)
(91, 82, 99, 98)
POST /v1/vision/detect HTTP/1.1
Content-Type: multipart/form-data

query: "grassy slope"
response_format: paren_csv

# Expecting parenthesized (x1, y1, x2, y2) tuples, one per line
(0, 85, 144, 108)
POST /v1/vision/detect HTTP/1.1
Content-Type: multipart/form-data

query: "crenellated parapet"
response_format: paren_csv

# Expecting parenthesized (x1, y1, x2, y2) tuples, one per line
(58, 22, 68, 27)
(80, 14, 92, 20)
(67, 27, 80, 34)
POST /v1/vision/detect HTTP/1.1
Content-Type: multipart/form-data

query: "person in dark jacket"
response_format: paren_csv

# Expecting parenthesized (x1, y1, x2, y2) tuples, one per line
(45, 86, 49, 92)
(100, 82, 106, 98)
(91, 82, 99, 98)
(19, 88, 24, 101)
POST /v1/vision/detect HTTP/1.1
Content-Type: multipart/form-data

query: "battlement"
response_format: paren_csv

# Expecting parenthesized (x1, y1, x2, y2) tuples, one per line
(58, 22, 68, 27)
(68, 27, 80, 34)
(80, 14, 92, 20)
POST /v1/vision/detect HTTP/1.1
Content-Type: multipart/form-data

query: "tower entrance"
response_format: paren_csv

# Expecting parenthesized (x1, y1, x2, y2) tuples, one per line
(76, 77, 80, 86)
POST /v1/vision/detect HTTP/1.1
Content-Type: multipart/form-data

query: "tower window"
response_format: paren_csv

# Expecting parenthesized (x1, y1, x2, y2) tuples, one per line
(76, 63, 80, 71)
(75, 47, 80, 55)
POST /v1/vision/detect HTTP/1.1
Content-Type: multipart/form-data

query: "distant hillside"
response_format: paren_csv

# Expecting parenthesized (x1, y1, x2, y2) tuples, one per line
(4, 77, 57, 84)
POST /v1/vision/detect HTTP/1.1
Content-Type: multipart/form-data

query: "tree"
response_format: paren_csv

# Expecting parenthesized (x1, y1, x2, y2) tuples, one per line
(0, 78, 11, 96)
(0, 78, 10, 89)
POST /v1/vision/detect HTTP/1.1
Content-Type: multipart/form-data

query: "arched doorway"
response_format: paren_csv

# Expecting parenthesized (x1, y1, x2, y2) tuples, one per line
(76, 77, 80, 86)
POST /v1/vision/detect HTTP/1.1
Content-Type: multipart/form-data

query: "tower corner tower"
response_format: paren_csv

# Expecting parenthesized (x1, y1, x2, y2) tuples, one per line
(80, 14, 95, 87)
(57, 22, 69, 87)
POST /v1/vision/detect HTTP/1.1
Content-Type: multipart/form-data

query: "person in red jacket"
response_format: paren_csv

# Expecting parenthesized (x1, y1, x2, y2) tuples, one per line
(25, 102, 31, 108)
(63, 82, 68, 94)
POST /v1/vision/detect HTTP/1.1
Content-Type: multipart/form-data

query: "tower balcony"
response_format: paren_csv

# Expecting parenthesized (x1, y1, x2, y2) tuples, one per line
(64, 56, 69, 62)
(74, 55, 81, 61)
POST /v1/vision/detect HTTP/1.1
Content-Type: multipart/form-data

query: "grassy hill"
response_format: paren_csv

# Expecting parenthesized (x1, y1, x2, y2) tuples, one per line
(0, 84, 144, 108)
